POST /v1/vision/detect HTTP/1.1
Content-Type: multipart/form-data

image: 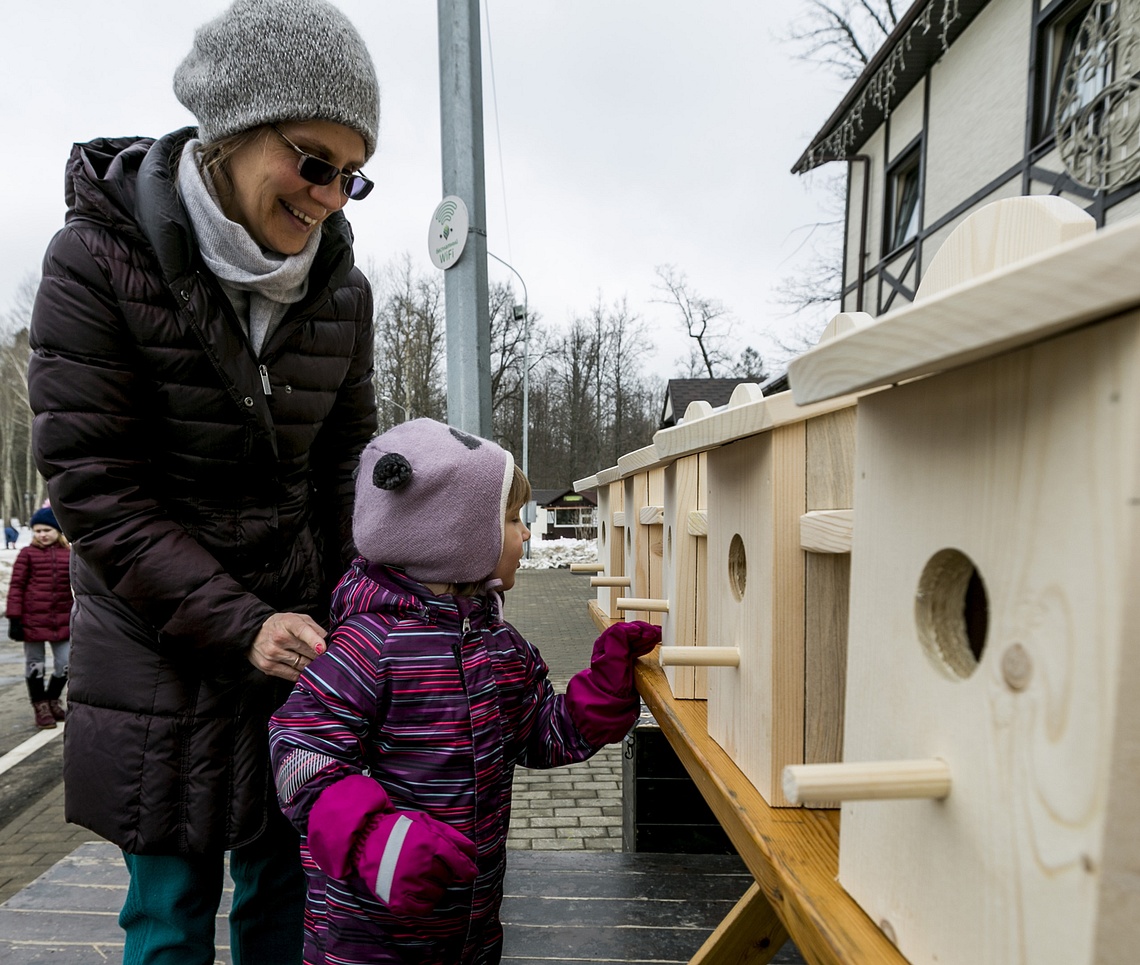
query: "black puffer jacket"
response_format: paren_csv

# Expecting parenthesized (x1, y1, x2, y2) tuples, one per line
(27, 128, 378, 854)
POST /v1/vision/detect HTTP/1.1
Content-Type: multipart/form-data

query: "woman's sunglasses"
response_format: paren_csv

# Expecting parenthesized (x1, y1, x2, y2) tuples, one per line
(270, 125, 374, 201)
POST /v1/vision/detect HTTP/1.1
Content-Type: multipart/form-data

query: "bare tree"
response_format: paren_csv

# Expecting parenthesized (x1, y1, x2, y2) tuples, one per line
(785, 0, 907, 80)
(367, 255, 446, 429)
(653, 265, 735, 378)
(0, 274, 42, 522)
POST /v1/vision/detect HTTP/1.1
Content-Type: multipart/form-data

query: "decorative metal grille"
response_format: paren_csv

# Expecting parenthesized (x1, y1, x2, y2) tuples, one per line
(1056, 0, 1140, 191)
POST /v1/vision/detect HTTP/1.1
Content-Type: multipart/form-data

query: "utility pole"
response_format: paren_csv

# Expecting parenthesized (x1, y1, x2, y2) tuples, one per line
(437, 0, 492, 437)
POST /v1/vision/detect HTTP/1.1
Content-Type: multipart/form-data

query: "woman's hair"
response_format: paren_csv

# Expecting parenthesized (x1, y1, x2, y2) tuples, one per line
(195, 127, 268, 199)
(452, 463, 531, 597)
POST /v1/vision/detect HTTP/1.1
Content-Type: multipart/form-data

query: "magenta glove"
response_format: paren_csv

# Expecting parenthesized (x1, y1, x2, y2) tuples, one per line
(566, 620, 661, 745)
(307, 774, 478, 917)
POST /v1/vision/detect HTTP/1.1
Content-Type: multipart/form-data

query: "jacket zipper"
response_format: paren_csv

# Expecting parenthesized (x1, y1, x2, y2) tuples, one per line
(258, 364, 272, 395)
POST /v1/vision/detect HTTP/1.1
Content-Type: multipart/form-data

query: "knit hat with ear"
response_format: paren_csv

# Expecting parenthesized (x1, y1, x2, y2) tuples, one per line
(353, 419, 515, 583)
(173, 0, 381, 159)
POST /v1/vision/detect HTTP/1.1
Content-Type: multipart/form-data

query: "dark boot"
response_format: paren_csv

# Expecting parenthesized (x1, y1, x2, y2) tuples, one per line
(33, 701, 56, 729)
(26, 674, 55, 729)
(45, 675, 67, 721)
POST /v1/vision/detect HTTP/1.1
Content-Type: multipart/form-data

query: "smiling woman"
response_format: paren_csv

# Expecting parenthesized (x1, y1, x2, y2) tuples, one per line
(24, 0, 381, 963)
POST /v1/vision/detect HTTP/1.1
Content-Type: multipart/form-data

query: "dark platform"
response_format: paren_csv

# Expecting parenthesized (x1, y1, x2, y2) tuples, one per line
(0, 843, 806, 964)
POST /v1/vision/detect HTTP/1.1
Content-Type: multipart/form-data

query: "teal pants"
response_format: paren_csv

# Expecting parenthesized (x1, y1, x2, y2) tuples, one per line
(119, 808, 304, 965)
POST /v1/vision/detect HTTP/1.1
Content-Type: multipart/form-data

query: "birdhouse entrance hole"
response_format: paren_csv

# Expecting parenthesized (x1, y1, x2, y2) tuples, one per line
(728, 534, 747, 601)
(915, 548, 989, 679)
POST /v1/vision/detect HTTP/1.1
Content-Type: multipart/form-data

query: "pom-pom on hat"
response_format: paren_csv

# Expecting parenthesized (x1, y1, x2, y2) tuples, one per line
(353, 419, 515, 584)
(30, 507, 59, 531)
(173, 0, 381, 159)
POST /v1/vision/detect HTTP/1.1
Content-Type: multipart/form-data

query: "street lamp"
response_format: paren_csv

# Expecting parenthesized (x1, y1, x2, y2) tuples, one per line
(378, 396, 409, 423)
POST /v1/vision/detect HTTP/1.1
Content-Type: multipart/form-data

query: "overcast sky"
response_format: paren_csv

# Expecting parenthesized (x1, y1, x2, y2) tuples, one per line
(2, 1, 849, 377)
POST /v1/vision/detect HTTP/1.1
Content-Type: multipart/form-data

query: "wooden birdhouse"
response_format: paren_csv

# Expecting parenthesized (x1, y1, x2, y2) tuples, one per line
(784, 196, 1140, 965)
(653, 371, 862, 807)
(573, 470, 625, 623)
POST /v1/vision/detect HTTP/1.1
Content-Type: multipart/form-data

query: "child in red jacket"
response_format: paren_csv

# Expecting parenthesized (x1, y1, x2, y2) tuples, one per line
(7, 506, 73, 728)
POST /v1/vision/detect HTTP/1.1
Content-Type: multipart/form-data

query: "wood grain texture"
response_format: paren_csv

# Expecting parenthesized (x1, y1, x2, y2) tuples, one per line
(838, 313, 1140, 965)
(706, 425, 806, 807)
(800, 511, 854, 554)
(635, 657, 909, 965)
(788, 203, 1140, 406)
(662, 454, 703, 697)
(688, 882, 789, 965)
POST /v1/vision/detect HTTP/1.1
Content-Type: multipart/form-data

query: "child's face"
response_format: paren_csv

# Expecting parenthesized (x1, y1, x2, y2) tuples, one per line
(490, 505, 530, 591)
(32, 525, 59, 547)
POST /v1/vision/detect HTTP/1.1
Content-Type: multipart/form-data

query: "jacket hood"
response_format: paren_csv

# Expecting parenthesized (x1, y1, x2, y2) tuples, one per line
(330, 558, 499, 629)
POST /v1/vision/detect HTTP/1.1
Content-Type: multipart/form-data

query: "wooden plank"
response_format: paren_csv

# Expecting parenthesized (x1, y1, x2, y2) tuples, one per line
(787, 203, 1140, 406)
(706, 424, 805, 807)
(654, 387, 865, 461)
(688, 882, 790, 965)
(799, 511, 854, 554)
(635, 657, 909, 965)
(688, 510, 709, 537)
(838, 314, 1140, 965)
(802, 409, 856, 809)
(640, 505, 665, 525)
(663, 454, 702, 698)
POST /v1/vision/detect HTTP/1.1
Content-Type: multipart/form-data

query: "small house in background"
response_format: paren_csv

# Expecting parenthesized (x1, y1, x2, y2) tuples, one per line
(660, 379, 753, 429)
(530, 488, 598, 541)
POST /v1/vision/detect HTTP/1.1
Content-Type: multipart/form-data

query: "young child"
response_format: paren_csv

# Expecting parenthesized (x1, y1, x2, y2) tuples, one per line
(7, 506, 72, 729)
(269, 419, 659, 965)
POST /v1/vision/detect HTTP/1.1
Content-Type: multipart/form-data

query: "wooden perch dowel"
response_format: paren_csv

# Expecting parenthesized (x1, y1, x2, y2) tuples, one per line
(616, 597, 670, 612)
(659, 646, 740, 667)
(590, 576, 631, 587)
(569, 562, 605, 573)
(781, 760, 952, 805)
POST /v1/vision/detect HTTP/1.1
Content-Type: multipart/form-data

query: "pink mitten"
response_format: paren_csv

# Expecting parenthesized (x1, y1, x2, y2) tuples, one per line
(307, 774, 478, 917)
(566, 621, 661, 745)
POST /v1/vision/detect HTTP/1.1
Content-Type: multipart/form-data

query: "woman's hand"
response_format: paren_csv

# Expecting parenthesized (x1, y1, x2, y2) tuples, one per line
(249, 612, 328, 681)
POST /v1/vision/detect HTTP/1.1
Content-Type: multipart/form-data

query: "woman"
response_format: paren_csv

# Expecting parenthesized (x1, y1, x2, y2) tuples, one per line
(26, 1, 380, 961)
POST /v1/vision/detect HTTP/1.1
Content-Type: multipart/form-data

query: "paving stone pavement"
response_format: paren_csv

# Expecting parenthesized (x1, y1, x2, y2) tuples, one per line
(0, 568, 806, 963)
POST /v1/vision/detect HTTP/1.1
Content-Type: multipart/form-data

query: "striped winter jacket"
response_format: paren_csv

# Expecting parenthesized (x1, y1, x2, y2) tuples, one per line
(269, 560, 601, 965)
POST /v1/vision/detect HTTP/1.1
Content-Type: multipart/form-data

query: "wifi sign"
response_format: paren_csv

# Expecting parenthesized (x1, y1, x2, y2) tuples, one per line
(428, 195, 470, 270)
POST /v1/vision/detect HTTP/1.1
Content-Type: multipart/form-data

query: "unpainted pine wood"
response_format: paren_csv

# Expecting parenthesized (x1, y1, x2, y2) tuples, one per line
(662, 454, 702, 698)
(695, 452, 709, 699)
(622, 472, 651, 623)
(688, 881, 790, 965)
(839, 314, 1140, 965)
(800, 511, 854, 554)
(706, 424, 806, 807)
(803, 408, 856, 809)
(915, 195, 1094, 302)
(646, 467, 665, 629)
(634, 657, 909, 965)
(655, 387, 862, 462)
(787, 198, 1140, 406)
(600, 481, 624, 618)
(1093, 497, 1140, 963)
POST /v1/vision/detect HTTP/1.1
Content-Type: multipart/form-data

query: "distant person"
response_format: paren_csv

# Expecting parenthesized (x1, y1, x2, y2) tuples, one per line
(6, 506, 72, 729)
(269, 419, 661, 965)
(25, 0, 380, 960)
(4, 519, 17, 549)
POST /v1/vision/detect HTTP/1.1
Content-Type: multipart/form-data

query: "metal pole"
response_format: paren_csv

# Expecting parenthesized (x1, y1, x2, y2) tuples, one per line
(438, 0, 492, 437)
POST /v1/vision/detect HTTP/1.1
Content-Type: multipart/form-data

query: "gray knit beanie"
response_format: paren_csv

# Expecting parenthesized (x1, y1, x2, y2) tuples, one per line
(353, 420, 515, 584)
(173, 0, 380, 159)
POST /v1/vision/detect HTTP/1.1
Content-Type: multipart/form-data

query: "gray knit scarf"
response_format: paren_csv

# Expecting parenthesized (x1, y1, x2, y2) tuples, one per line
(176, 139, 320, 355)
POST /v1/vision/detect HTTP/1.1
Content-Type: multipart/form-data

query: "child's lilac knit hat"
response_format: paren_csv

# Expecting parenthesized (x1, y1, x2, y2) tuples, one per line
(353, 419, 514, 583)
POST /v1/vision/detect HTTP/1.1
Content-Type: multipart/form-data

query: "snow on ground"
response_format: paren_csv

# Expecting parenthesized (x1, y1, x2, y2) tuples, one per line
(519, 537, 598, 570)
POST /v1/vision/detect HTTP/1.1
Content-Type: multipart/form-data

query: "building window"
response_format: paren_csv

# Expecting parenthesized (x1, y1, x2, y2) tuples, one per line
(555, 507, 596, 528)
(884, 147, 922, 253)
(1034, 0, 1097, 144)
